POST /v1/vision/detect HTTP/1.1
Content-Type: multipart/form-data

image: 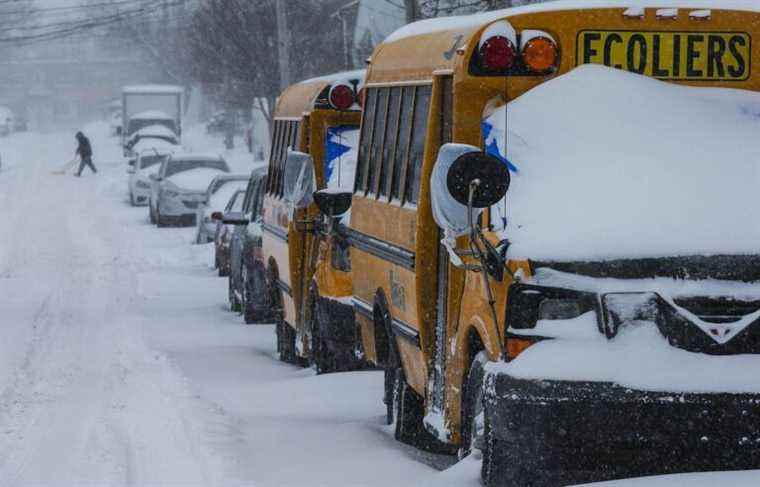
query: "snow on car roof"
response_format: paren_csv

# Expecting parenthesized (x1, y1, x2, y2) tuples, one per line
(486, 64, 760, 261)
(131, 124, 177, 138)
(123, 85, 184, 94)
(385, 0, 760, 42)
(129, 110, 174, 120)
(132, 139, 178, 153)
(169, 152, 224, 162)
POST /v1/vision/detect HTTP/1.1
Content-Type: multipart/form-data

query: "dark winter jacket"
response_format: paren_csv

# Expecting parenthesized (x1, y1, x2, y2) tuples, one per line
(76, 133, 93, 158)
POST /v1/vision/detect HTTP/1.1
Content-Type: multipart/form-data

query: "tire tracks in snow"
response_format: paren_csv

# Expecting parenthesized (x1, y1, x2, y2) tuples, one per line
(0, 129, 245, 486)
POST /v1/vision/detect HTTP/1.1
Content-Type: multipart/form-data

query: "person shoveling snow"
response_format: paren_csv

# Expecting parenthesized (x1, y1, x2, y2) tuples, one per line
(51, 131, 98, 176)
(74, 131, 96, 176)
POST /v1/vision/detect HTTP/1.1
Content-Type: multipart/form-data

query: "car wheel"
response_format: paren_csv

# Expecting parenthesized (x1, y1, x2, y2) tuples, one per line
(149, 200, 156, 224)
(459, 350, 489, 460)
(229, 277, 241, 312)
(276, 320, 297, 364)
(243, 264, 271, 324)
(129, 192, 136, 206)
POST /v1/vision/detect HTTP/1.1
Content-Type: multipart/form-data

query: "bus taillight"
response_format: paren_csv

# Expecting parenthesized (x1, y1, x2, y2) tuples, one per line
(521, 31, 559, 73)
(329, 84, 355, 111)
(478, 21, 518, 73)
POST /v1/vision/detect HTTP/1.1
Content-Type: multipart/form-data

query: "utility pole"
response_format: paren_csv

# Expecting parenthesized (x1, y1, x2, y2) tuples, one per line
(275, 0, 291, 90)
(331, 0, 359, 71)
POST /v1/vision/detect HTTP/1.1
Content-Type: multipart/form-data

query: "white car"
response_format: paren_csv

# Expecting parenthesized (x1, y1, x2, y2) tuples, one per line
(148, 152, 231, 227)
(128, 149, 170, 206)
(195, 174, 249, 243)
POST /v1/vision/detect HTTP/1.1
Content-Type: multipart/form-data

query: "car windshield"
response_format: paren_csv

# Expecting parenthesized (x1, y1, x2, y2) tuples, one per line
(230, 191, 245, 212)
(208, 180, 247, 210)
(165, 159, 227, 178)
(139, 154, 166, 170)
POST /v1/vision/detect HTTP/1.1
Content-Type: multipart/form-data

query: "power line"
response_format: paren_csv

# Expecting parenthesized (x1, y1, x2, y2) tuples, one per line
(0, 0, 187, 45)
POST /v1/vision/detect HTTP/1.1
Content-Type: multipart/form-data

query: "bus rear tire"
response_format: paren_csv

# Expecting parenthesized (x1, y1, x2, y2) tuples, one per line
(392, 368, 455, 454)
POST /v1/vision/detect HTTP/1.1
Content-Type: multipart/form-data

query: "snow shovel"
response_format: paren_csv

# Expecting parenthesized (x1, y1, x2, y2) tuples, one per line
(51, 158, 78, 175)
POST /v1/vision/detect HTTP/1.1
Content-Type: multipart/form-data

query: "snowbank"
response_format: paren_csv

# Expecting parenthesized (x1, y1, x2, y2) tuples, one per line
(484, 65, 760, 261)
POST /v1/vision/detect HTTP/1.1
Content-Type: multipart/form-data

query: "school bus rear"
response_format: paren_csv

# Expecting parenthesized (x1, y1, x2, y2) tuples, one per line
(262, 72, 364, 365)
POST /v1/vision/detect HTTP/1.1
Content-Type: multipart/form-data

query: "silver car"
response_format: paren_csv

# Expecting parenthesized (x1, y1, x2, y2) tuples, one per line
(128, 149, 170, 206)
(195, 174, 249, 244)
(148, 152, 230, 227)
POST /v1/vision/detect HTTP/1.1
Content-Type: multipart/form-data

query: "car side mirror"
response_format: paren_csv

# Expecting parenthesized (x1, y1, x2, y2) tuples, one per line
(149, 173, 160, 181)
(211, 211, 223, 221)
(127, 167, 136, 174)
(314, 189, 352, 218)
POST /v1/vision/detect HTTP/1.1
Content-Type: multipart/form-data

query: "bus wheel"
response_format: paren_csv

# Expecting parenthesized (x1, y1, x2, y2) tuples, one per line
(459, 351, 489, 460)
(391, 368, 453, 454)
(243, 264, 269, 324)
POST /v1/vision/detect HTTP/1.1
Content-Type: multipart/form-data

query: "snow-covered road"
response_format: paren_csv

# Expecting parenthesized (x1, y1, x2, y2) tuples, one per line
(0, 125, 460, 487)
(2, 125, 758, 487)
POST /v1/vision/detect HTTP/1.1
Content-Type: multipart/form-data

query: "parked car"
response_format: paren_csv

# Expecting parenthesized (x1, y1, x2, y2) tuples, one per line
(148, 152, 230, 227)
(195, 174, 249, 244)
(124, 110, 179, 156)
(124, 124, 179, 157)
(128, 149, 171, 206)
(213, 189, 246, 277)
(225, 167, 271, 322)
(128, 138, 179, 166)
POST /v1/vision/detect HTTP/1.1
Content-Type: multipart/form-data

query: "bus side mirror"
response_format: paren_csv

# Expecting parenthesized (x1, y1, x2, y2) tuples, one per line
(314, 189, 352, 218)
(446, 150, 510, 208)
(431, 144, 510, 237)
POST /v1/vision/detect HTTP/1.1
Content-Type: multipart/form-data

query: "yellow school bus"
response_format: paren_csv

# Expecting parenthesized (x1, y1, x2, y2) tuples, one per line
(338, 2, 760, 485)
(262, 70, 365, 368)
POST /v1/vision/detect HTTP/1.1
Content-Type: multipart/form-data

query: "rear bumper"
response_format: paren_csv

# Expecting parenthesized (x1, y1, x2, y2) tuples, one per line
(484, 374, 760, 486)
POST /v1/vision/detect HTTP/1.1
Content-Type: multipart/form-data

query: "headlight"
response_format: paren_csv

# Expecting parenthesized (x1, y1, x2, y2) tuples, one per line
(507, 284, 598, 330)
(136, 180, 150, 189)
(163, 189, 180, 198)
(505, 284, 600, 360)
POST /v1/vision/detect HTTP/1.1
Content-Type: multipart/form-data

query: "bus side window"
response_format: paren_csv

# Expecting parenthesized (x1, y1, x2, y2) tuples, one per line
(356, 89, 377, 194)
(391, 86, 414, 201)
(380, 87, 402, 198)
(266, 122, 281, 194)
(369, 88, 389, 195)
(405, 85, 432, 205)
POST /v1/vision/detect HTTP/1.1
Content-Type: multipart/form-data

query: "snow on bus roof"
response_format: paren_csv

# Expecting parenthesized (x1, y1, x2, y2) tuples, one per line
(485, 64, 760, 261)
(123, 85, 184, 94)
(296, 69, 366, 86)
(385, 0, 760, 43)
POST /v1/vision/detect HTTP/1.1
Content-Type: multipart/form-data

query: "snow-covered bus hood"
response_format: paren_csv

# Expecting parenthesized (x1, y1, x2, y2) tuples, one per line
(485, 65, 760, 262)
